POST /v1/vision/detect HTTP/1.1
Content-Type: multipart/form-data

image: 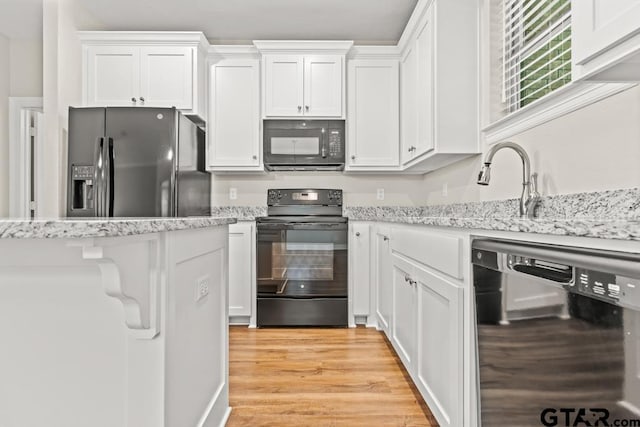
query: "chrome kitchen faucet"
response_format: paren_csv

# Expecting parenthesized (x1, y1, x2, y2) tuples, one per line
(477, 141, 540, 218)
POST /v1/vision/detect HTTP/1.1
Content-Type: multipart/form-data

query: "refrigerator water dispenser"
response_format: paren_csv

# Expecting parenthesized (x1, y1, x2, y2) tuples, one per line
(71, 165, 94, 211)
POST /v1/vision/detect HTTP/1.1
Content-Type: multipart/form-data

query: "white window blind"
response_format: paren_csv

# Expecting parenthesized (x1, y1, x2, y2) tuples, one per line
(503, 0, 572, 113)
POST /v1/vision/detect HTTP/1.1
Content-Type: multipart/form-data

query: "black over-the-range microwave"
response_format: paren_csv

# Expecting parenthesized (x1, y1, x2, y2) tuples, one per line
(263, 120, 345, 171)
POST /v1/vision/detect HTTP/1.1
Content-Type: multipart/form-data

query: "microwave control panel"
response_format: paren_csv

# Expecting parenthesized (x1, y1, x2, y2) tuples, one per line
(328, 130, 342, 158)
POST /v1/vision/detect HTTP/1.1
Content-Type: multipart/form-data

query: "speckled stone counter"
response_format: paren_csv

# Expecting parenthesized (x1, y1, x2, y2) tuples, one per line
(345, 188, 640, 241)
(209, 206, 267, 221)
(0, 216, 237, 239)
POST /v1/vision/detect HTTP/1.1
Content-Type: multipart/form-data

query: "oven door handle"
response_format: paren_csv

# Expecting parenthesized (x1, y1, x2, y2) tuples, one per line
(257, 222, 348, 230)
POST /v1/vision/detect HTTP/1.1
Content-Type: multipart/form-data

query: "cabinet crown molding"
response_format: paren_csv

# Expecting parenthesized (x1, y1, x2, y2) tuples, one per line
(78, 31, 210, 50)
(253, 40, 354, 55)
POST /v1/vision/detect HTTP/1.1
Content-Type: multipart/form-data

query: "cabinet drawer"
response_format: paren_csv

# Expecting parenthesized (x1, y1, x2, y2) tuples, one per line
(391, 227, 462, 279)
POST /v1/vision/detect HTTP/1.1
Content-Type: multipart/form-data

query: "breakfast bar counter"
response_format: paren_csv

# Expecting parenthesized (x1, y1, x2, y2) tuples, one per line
(0, 217, 235, 427)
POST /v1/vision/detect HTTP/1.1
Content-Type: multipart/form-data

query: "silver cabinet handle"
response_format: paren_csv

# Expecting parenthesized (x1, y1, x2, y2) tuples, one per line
(404, 275, 410, 282)
(305, 105, 309, 111)
(131, 97, 137, 103)
(139, 96, 145, 103)
(297, 106, 302, 112)
(355, 232, 360, 237)
(252, 155, 257, 160)
(409, 279, 416, 286)
(351, 155, 356, 160)
(408, 146, 416, 152)
(383, 236, 389, 241)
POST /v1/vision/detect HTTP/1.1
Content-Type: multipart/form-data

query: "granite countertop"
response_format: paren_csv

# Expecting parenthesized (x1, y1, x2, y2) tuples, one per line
(0, 217, 237, 239)
(345, 188, 640, 241)
(204, 189, 640, 241)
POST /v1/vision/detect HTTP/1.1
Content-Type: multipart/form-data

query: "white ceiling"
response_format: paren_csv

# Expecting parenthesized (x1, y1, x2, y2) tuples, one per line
(80, 0, 419, 45)
(0, 0, 43, 39)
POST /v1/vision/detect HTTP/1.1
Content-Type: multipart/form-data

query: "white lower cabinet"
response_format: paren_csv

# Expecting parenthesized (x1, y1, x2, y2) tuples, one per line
(414, 264, 463, 427)
(228, 222, 255, 324)
(374, 226, 392, 334)
(380, 225, 465, 427)
(391, 254, 417, 368)
(350, 222, 371, 324)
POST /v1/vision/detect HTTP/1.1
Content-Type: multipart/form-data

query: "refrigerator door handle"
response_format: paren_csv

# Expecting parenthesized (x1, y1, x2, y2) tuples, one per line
(93, 137, 104, 217)
(104, 137, 114, 217)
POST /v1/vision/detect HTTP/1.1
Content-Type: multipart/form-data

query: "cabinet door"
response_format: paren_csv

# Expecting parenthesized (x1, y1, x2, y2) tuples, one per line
(140, 47, 193, 109)
(85, 45, 139, 106)
(350, 223, 371, 317)
(415, 267, 463, 427)
(573, 0, 640, 65)
(228, 222, 254, 318)
(209, 59, 261, 168)
(374, 228, 392, 335)
(264, 56, 304, 117)
(400, 44, 418, 165)
(415, 8, 435, 157)
(347, 60, 400, 167)
(304, 56, 343, 117)
(391, 255, 416, 369)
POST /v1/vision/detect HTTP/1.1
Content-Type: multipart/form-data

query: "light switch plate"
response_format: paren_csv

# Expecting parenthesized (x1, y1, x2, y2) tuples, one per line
(376, 188, 385, 200)
(229, 188, 237, 200)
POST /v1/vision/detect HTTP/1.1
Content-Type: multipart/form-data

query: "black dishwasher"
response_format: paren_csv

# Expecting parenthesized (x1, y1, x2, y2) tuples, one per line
(472, 239, 640, 426)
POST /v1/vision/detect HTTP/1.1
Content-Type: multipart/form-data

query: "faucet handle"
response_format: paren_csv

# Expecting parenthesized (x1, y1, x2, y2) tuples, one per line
(525, 172, 541, 218)
(530, 172, 540, 196)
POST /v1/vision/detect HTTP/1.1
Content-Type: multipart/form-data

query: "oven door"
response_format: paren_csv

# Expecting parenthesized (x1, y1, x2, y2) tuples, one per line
(256, 220, 348, 298)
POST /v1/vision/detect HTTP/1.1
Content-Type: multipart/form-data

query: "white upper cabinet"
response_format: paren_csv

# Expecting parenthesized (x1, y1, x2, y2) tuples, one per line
(80, 32, 208, 118)
(397, 1, 479, 173)
(347, 60, 400, 169)
(255, 41, 352, 119)
(572, 0, 640, 80)
(304, 56, 343, 116)
(86, 46, 139, 106)
(139, 47, 194, 109)
(263, 55, 342, 117)
(208, 58, 262, 172)
(264, 56, 304, 116)
(400, 44, 418, 165)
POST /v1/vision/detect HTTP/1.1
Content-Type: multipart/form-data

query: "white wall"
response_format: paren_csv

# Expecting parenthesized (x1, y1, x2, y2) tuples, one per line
(421, 86, 640, 206)
(211, 173, 427, 206)
(0, 35, 10, 217)
(9, 38, 43, 97)
(41, 0, 102, 217)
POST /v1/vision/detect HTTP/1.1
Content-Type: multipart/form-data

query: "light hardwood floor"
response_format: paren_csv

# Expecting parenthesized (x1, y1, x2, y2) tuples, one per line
(227, 326, 439, 426)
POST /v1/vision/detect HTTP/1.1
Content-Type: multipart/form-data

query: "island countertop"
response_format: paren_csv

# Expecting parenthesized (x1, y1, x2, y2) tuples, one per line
(0, 216, 237, 239)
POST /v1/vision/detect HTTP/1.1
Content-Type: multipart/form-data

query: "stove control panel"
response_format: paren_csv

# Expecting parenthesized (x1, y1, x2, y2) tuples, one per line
(267, 189, 342, 207)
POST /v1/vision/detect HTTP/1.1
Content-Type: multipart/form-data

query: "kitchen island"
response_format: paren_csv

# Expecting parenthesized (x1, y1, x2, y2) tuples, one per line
(0, 217, 236, 427)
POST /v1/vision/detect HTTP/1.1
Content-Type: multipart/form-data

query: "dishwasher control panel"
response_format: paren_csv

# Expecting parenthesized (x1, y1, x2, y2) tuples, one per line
(574, 268, 620, 302)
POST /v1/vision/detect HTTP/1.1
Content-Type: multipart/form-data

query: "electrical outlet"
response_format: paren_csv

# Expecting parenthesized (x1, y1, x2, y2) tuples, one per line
(195, 277, 210, 302)
(442, 183, 448, 197)
(229, 188, 237, 200)
(376, 188, 385, 200)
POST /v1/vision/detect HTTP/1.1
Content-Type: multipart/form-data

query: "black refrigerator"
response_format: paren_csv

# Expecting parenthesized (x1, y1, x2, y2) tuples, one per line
(67, 107, 210, 217)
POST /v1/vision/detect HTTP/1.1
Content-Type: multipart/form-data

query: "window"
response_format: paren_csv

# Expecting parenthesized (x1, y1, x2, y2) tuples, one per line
(502, 0, 572, 113)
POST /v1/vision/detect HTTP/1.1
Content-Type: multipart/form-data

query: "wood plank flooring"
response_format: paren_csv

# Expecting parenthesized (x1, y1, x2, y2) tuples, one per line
(227, 326, 439, 426)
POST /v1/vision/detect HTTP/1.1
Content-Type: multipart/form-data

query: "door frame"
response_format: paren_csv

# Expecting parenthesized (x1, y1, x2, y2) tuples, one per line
(9, 97, 44, 218)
